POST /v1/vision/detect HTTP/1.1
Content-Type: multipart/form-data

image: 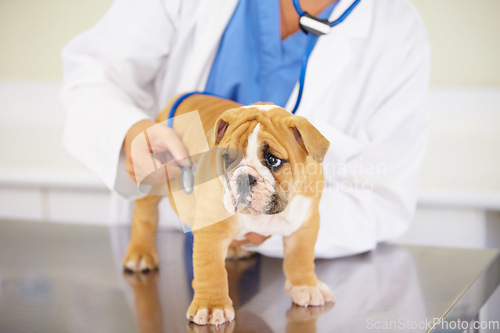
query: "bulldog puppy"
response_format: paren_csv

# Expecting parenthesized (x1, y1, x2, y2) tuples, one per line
(123, 94, 332, 326)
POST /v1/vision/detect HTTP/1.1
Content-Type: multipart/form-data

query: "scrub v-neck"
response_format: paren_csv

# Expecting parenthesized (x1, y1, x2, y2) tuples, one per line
(204, 0, 338, 108)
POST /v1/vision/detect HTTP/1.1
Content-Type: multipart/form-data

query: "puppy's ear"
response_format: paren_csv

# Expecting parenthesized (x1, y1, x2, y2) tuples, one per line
(214, 118, 229, 145)
(213, 110, 237, 145)
(286, 116, 330, 163)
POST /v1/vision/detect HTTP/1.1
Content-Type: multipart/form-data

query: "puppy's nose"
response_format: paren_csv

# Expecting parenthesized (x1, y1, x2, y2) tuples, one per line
(236, 174, 257, 195)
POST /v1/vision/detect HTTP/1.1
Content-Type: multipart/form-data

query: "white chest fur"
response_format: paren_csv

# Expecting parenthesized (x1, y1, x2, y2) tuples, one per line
(235, 195, 312, 240)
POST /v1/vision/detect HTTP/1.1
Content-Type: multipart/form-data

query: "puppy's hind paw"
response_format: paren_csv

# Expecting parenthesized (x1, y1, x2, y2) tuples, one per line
(284, 280, 335, 307)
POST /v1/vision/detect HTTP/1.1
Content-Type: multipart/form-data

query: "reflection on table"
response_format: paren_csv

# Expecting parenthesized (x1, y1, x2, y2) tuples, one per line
(111, 227, 429, 332)
(0, 221, 497, 333)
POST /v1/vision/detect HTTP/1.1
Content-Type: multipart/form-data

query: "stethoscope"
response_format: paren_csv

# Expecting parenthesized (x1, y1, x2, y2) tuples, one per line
(291, 0, 361, 113)
(168, 0, 361, 194)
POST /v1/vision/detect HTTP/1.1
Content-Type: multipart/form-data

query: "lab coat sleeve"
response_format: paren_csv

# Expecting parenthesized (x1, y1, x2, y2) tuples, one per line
(60, 0, 177, 199)
(255, 7, 431, 258)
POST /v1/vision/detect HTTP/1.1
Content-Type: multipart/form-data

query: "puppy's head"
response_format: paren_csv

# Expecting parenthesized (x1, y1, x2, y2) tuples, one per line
(213, 104, 330, 215)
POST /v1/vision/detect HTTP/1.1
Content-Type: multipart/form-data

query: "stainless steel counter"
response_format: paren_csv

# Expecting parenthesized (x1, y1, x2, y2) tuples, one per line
(0, 220, 498, 332)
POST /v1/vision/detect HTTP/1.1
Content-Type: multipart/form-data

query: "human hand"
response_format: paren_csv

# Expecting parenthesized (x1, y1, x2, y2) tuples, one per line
(230, 232, 270, 247)
(123, 119, 191, 185)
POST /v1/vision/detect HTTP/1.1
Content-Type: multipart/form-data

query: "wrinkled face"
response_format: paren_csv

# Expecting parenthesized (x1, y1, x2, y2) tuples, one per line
(221, 122, 289, 215)
(213, 105, 329, 216)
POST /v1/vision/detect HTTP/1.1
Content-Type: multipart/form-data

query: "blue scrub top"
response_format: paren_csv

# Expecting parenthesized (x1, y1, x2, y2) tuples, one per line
(205, 0, 338, 108)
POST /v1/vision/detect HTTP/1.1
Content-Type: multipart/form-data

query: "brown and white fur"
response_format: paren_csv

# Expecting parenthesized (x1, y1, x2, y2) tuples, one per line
(123, 94, 332, 325)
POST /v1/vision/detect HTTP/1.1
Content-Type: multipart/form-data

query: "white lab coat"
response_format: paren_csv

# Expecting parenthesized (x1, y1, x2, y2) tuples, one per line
(60, 0, 430, 258)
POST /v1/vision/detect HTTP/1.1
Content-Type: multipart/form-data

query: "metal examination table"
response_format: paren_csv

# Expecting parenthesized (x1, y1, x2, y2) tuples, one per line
(0, 220, 499, 332)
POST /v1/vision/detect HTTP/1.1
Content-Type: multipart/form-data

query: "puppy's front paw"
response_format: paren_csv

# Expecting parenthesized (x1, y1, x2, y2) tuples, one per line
(187, 298, 235, 326)
(122, 243, 159, 273)
(284, 280, 335, 307)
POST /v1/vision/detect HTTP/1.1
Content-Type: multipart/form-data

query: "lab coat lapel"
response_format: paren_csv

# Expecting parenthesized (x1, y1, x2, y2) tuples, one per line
(178, 0, 239, 91)
(286, 0, 373, 116)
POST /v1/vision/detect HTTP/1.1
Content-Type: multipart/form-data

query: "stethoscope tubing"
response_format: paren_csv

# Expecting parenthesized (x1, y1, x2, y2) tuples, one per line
(291, 0, 361, 113)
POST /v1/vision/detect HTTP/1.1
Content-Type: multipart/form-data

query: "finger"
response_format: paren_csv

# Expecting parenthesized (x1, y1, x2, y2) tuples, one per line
(147, 126, 192, 167)
(163, 163, 182, 181)
(137, 158, 178, 186)
(130, 131, 187, 185)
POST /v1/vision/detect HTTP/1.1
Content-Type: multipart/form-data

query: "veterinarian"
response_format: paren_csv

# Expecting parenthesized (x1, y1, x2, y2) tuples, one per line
(60, 0, 430, 258)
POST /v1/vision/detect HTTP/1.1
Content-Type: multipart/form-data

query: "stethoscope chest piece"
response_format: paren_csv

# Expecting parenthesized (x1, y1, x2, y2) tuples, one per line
(181, 167, 194, 194)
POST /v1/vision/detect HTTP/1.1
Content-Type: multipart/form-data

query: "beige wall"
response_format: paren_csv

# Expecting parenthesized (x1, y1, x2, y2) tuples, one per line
(0, 0, 112, 79)
(411, 0, 500, 86)
(1, 0, 499, 86)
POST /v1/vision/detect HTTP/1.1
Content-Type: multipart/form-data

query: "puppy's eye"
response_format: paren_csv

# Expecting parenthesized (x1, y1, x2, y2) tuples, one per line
(265, 153, 283, 171)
